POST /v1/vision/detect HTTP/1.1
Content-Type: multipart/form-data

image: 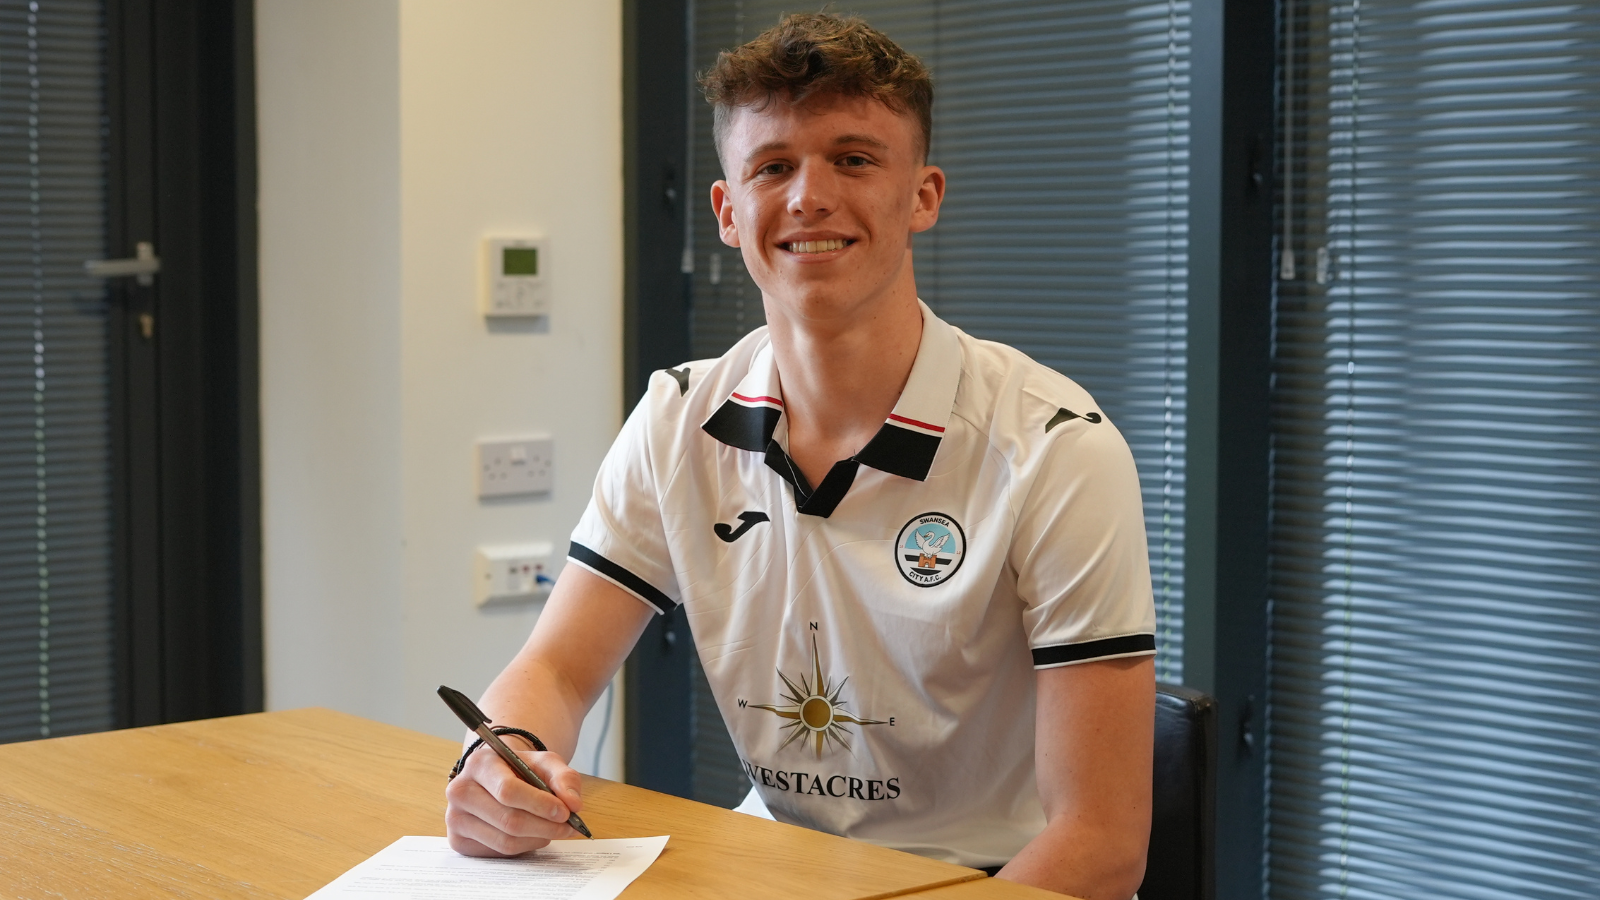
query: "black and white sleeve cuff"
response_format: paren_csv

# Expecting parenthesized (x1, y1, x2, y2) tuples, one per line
(567, 541, 677, 614)
(1031, 634, 1157, 669)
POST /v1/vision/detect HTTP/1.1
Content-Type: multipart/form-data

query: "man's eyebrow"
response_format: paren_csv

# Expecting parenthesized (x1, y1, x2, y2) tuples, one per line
(743, 141, 789, 167)
(832, 133, 889, 150)
(741, 134, 891, 167)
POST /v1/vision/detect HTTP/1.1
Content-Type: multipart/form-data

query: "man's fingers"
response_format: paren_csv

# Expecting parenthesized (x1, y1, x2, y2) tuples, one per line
(530, 751, 585, 814)
(448, 744, 584, 825)
(477, 746, 585, 818)
(441, 742, 584, 860)
(453, 766, 570, 832)
(445, 805, 552, 857)
(446, 833, 501, 858)
(445, 777, 578, 846)
(474, 756, 575, 823)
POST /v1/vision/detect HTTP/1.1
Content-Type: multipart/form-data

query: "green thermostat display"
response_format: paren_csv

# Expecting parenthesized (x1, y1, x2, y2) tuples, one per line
(502, 246, 538, 276)
(484, 237, 549, 317)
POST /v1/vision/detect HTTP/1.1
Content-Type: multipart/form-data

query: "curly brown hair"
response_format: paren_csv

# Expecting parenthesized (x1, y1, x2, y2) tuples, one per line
(700, 12, 934, 166)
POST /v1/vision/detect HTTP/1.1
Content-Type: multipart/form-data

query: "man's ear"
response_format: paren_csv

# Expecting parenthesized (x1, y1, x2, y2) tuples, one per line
(710, 180, 741, 247)
(909, 165, 946, 235)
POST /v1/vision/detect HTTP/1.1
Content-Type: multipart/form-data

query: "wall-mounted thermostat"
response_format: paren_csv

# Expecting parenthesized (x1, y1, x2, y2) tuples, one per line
(483, 237, 549, 317)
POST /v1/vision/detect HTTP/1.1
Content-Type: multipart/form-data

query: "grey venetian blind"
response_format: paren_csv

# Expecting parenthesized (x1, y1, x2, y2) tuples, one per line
(0, 0, 114, 742)
(1270, 1, 1600, 897)
(684, 1, 1190, 805)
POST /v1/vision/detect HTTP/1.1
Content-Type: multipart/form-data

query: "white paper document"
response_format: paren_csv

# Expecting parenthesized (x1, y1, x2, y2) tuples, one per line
(307, 835, 670, 900)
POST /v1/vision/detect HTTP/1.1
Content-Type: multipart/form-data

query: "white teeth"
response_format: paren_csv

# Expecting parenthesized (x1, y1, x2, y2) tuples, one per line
(787, 239, 846, 253)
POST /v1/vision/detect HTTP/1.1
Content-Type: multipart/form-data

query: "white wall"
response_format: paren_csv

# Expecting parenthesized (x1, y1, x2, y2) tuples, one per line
(257, 0, 406, 727)
(257, 0, 625, 779)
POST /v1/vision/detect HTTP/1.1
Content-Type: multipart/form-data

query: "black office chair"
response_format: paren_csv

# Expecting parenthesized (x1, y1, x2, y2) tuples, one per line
(1137, 683, 1217, 900)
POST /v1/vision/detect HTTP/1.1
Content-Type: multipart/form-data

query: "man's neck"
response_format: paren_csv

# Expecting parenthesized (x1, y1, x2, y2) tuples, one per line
(763, 282, 924, 489)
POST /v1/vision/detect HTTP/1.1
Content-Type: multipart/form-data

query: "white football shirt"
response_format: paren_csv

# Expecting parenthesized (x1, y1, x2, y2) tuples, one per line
(569, 301, 1156, 867)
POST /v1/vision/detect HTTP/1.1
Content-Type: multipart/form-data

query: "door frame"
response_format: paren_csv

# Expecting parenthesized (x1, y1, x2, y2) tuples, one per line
(106, 0, 261, 726)
(620, 0, 694, 795)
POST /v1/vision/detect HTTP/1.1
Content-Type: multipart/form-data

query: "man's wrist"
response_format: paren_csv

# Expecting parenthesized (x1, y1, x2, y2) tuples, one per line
(498, 732, 539, 752)
(449, 726, 551, 780)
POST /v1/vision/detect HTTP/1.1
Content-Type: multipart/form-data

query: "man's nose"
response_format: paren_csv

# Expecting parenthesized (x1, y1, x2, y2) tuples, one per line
(787, 159, 835, 218)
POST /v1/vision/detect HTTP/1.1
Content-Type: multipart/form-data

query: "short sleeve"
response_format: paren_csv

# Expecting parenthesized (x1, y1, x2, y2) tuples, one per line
(1009, 416, 1157, 668)
(568, 376, 682, 614)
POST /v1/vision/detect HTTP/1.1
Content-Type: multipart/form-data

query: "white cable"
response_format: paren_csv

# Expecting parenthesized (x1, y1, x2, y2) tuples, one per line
(591, 681, 615, 775)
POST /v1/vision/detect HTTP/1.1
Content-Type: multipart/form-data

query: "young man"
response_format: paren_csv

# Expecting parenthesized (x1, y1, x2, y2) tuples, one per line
(445, 14, 1155, 899)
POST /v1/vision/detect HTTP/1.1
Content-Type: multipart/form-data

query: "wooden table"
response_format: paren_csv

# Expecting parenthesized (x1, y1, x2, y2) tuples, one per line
(0, 708, 994, 899)
(908, 878, 1077, 900)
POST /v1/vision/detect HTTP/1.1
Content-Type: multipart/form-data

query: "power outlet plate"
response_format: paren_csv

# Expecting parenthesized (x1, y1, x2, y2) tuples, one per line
(477, 436, 553, 498)
(475, 542, 556, 606)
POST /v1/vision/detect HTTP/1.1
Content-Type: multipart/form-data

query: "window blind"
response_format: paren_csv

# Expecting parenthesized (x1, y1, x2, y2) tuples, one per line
(0, 0, 114, 742)
(1270, 1, 1600, 897)
(685, 0, 1190, 804)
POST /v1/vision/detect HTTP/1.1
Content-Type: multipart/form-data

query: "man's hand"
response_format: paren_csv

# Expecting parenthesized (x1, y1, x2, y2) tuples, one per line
(445, 743, 586, 856)
(440, 564, 653, 856)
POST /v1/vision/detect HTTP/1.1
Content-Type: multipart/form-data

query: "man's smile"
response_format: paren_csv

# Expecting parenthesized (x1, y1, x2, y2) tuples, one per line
(781, 238, 856, 255)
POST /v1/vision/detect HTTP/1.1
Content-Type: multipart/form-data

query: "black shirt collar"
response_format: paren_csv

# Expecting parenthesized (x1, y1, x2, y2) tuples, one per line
(701, 302, 963, 515)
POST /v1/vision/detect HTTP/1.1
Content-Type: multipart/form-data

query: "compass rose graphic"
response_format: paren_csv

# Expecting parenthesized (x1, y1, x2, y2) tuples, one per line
(750, 635, 886, 757)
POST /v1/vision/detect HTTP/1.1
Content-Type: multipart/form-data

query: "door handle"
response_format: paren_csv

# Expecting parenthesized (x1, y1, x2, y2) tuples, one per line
(85, 241, 161, 286)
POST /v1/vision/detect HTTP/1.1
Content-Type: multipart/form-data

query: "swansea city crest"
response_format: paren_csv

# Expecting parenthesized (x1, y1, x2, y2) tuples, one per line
(895, 512, 966, 587)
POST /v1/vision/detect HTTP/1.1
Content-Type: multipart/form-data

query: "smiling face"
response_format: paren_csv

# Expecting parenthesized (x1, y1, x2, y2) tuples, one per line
(710, 94, 944, 330)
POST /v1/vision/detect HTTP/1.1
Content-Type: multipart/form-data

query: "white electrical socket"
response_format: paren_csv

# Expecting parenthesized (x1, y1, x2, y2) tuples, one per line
(477, 436, 553, 498)
(475, 542, 557, 606)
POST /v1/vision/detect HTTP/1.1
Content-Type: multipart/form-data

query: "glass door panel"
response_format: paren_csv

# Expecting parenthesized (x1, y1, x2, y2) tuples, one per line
(0, 0, 114, 741)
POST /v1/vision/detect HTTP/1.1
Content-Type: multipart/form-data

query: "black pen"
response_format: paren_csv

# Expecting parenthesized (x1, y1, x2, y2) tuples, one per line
(437, 685, 593, 839)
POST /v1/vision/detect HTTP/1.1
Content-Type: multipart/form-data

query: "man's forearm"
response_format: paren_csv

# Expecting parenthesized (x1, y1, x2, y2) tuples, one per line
(470, 655, 593, 760)
(460, 564, 653, 761)
(998, 818, 1145, 900)
(1017, 657, 1154, 899)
